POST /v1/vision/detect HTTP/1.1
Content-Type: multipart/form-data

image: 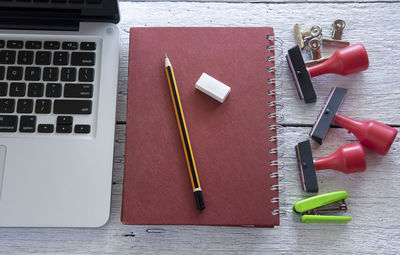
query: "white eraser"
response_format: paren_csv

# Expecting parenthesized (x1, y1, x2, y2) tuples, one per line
(195, 73, 231, 103)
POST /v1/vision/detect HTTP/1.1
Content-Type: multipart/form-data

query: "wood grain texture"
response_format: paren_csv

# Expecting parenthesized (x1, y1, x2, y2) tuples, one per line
(1, 1, 400, 254)
(3, 125, 399, 254)
(116, 1, 400, 126)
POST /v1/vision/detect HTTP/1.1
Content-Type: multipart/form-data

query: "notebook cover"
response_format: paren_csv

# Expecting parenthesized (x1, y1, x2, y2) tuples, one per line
(122, 27, 279, 227)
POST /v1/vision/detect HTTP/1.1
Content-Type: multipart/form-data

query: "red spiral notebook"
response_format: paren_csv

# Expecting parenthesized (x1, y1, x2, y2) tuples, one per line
(122, 27, 280, 227)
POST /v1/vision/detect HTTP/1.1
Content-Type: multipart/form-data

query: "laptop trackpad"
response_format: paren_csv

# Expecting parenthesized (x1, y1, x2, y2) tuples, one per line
(0, 146, 6, 199)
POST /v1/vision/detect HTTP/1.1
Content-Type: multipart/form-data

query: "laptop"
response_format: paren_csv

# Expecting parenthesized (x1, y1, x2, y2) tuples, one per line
(0, 1, 120, 227)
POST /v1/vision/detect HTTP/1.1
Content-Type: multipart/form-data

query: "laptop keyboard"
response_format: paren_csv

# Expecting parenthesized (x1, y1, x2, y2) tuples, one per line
(0, 38, 99, 135)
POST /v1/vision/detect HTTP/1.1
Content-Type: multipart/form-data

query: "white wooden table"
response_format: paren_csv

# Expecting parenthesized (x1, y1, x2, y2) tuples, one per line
(3, 1, 400, 254)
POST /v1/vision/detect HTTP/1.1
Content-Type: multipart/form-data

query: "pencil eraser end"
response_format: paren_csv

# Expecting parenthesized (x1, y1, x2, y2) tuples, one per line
(195, 73, 231, 103)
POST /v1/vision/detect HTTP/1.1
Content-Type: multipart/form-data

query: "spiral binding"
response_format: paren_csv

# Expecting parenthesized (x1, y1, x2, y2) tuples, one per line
(266, 33, 285, 217)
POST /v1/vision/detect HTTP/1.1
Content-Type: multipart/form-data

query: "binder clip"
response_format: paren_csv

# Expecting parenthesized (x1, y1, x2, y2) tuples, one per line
(294, 24, 322, 50)
(310, 87, 398, 155)
(293, 190, 352, 223)
(322, 19, 350, 48)
(305, 38, 329, 67)
(286, 43, 369, 103)
(295, 140, 366, 192)
(293, 23, 327, 66)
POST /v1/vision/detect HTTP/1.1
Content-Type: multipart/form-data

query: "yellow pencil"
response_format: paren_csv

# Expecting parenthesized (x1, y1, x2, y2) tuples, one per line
(164, 53, 205, 211)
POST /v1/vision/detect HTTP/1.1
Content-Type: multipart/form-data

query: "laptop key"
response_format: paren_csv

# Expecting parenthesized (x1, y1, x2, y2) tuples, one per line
(0, 41, 4, 48)
(0, 115, 17, 132)
(74, 124, 90, 134)
(19, 116, 36, 133)
(0, 50, 16, 64)
(61, 68, 76, 82)
(43, 67, 59, 81)
(0, 82, 7, 96)
(53, 100, 92, 114)
(25, 41, 42, 49)
(7, 40, 23, 49)
(18, 51, 34, 65)
(0, 99, 15, 113)
(44, 41, 60, 50)
(17, 99, 33, 113)
(0, 66, 4, 80)
(53, 51, 69, 65)
(38, 124, 54, 133)
(80, 42, 96, 51)
(25, 67, 41, 81)
(78, 68, 94, 82)
(9, 82, 26, 97)
(62, 42, 78, 50)
(28, 83, 44, 97)
(57, 116, 73, 125)
(56, 125, 72, 133)
(45, 83, 62, 97)
(71, 52, 95, 66)
(7, 67, 23, 80)
(56, 116, 72, 133)
(64, 84, 93, 98)
(35, 51, 52, 65)
(35, 99, 51, 113)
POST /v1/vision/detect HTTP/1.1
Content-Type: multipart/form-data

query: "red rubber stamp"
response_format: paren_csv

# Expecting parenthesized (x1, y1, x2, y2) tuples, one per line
(286, 43, 369, 103)
(296, 140, 366, 193)
(310, 87, 398, 155)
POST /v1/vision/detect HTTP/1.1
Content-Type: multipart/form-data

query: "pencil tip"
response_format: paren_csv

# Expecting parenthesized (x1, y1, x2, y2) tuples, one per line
(164, 53, 168, 59)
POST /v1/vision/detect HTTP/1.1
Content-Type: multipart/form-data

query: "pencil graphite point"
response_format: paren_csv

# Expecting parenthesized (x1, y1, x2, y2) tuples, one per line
(164, 54, 171, 67)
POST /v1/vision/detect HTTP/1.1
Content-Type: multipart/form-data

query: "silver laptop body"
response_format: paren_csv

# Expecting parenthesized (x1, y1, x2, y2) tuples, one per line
(0, 2, 120, 227)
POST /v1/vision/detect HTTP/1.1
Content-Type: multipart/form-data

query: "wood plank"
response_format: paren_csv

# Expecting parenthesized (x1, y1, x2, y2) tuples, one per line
(3, 126, 398, 254)
(116, 2, 400, 125)
(111, 125, 400, 254)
